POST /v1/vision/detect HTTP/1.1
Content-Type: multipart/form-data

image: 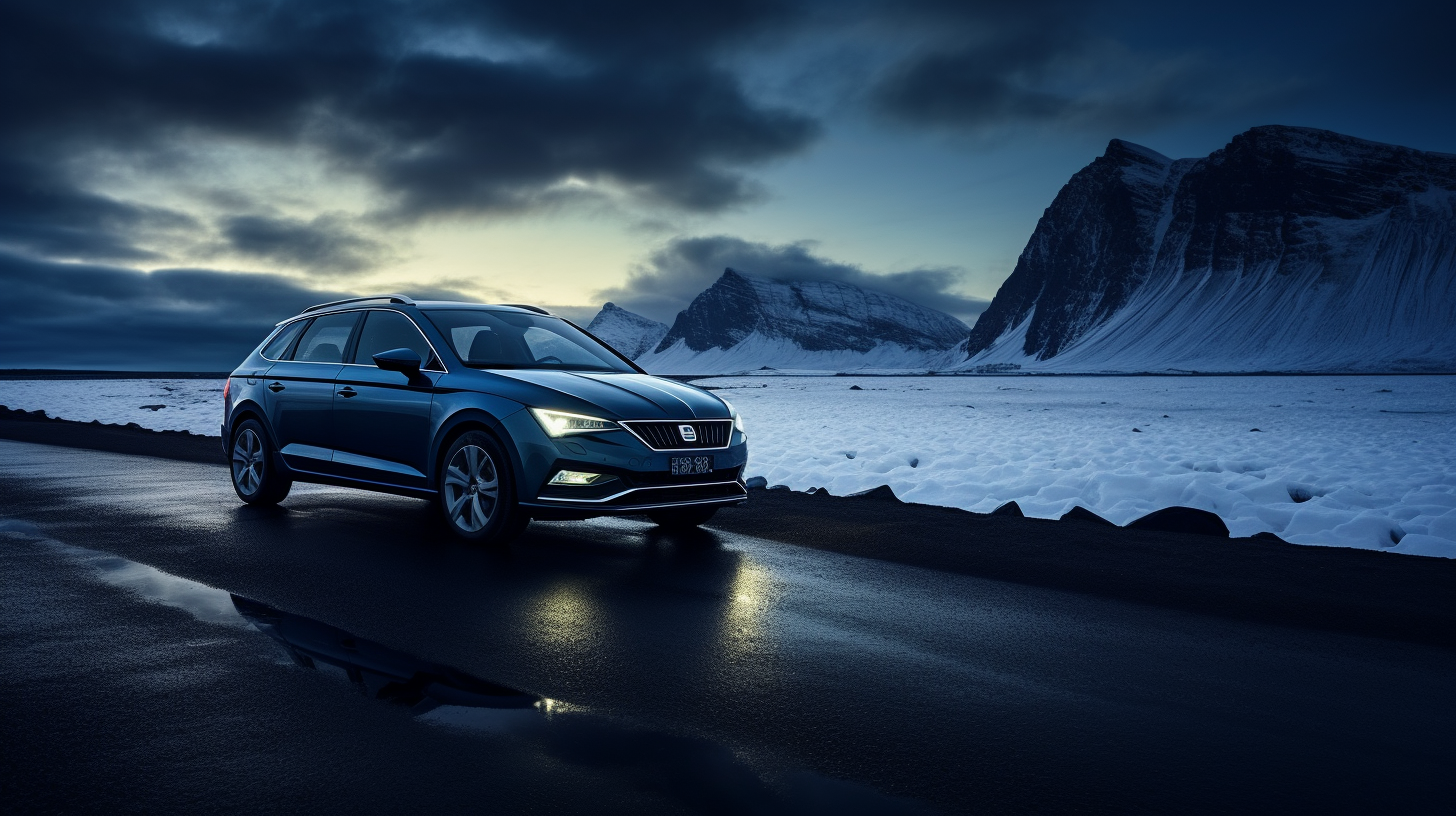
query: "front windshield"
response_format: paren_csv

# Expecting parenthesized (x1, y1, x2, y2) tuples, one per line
(424, 309, 635, 373)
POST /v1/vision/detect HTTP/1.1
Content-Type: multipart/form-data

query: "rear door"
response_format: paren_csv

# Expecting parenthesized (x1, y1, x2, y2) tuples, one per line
(330, 310, 441, 488)
(262, 311, 361, 474)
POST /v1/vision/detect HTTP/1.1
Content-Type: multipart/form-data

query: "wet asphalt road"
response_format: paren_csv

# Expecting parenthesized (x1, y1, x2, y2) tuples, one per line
(1, 439, 1454, 814)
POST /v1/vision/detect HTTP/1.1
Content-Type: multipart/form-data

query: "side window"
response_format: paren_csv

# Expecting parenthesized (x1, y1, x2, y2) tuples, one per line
(260, 320, 307, 360)
(352, 311, 436, 367)
(292, 312, 360, 363)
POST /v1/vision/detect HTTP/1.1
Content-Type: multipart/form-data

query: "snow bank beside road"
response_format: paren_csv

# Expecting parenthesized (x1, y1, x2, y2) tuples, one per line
(2, 374, 1452, 557)
(701, 375, 1456, 558)
(0, 379, 224, 435)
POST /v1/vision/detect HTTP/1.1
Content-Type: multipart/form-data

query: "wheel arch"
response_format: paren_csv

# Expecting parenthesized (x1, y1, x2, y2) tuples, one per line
(430, 409, 526, 500)
(227, 400, 272, 446)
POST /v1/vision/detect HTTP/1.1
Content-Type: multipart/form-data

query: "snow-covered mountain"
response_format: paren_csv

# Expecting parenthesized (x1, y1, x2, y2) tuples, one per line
(963, 126, 1456, 373)
(635, 269, 968, 374)
(584, 302, 668, 359)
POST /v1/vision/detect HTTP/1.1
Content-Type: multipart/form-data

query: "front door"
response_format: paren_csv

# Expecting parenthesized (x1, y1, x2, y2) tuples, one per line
(263, 311, 361, 474)
(330, 310, 440, 489)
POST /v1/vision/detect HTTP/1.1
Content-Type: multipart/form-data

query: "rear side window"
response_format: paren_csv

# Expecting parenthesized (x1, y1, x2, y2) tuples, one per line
(352, 311, 438, 368)
(292, 312, 360, 363)
(260, 320, 307, 360)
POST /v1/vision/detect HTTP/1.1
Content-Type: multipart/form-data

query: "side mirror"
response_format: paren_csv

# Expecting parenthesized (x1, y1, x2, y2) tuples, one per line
(372, 347, 423, 375)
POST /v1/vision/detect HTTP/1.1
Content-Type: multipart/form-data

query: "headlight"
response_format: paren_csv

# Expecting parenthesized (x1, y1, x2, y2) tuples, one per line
(720, 397, 746, 434)
(530, 408, 619, 437)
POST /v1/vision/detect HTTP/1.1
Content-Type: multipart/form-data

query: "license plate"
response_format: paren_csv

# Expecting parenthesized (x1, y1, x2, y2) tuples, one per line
(670, 456, 713, 476)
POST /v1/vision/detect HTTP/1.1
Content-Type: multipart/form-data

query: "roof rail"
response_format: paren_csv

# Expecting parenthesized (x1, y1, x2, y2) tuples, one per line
(303, 294, 416, 313)
(499, 303, 552, 315)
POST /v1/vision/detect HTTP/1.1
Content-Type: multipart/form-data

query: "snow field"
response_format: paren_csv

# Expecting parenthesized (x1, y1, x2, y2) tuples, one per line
(1, 375, 1452, 558)
(0, 378, 225, 435)
(701, 375, 1456, 558)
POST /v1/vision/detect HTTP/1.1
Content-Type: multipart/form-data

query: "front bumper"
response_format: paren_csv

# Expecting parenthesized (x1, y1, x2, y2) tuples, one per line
(520, 479, 747, 520)
(500, 408, 749, 520)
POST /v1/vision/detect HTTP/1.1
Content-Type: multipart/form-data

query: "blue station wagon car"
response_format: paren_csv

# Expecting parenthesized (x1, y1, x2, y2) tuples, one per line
(222, 294, 747, 542)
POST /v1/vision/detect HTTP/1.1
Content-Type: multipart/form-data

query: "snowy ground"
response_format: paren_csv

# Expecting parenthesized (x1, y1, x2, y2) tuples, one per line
(1, 375, 1452, 558)
(0, 378, 225, 435)
(702, 375, 1456, 559)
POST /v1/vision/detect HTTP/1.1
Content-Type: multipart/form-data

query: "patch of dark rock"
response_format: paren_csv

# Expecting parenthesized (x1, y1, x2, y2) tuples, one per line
(745, 476, 768, 489)
(1252, 531, 1289, 544)
(1376, 389, 1392, 393)
(849, 385, 863, 390)
(1250, 428, 1262, 432)
(847, 485, 901, 503)
(0, 405, 221, 465)
(1132, 428, 1142, 433)
(1162, 415, 1170, 418)
(1060, 506, 1115, 526)
(766, 484, 790, 491)
(908, 458, 919, 468)
(845, 452, 855, 459)
(1288, 486, 1315, 503)
(990, 501, 1024, 517)
(1126, 507, 1230, 538)
(139, 404, 165, 411)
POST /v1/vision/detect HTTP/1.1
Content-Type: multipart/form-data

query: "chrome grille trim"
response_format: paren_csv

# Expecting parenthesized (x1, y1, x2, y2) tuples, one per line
(620, 419, 733, 451)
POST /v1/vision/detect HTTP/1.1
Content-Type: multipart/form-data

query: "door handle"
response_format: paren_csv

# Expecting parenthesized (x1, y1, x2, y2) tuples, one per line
(337, 386, 358, 398)
(268, 381, 285, 392)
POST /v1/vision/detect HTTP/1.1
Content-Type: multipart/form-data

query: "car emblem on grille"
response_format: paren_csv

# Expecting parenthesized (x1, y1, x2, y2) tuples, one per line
(678, 424, 697, 442)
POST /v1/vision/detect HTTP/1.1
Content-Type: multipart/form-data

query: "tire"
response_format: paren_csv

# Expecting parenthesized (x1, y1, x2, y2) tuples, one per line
(438, 431, 528, 543)
(230, 419, 292, 505)
(647, 506, 718, 529)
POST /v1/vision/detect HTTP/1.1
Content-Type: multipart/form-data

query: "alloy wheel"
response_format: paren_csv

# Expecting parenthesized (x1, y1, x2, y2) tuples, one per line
(232, 429, 264, 495)
(444, 444, 499, 533)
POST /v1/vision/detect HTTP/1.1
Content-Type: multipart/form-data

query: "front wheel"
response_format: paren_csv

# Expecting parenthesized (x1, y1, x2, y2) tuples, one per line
(438, 431, 528, 543)
(647, 506, 718, 529)
(230, 419, 292, 505)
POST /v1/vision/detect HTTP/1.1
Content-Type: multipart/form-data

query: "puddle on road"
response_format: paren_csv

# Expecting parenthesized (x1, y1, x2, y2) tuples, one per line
(1, 517, 936, 815)
(1, 517, 553, 733)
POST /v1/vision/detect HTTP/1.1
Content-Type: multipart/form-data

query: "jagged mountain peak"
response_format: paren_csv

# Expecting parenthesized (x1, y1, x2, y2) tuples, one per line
(584, 302, 668, 359)
(635, 267, 968, 373)
(654, 267, 966, 355)
(962, 125, 1456, 372)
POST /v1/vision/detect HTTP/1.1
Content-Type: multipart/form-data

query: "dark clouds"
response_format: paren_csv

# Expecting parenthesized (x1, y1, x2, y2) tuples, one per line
(219, 214, 388, 275)
(596, 235, 987, 325)
(0, 251, 466, 369)
(0, 251, 354, 369)
(867, 0, 1292, 135)
(0, 157, 195, 263)
(0, 0, 820, 263)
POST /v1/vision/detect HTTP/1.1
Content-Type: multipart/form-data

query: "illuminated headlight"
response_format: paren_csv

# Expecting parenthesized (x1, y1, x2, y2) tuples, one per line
(530, 408, 619, 437)
(549, 470, 610, 486)
(720, 398, 746, 434)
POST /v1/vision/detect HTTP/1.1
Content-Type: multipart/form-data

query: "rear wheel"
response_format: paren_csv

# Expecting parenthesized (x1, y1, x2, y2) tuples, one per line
(230, 419, 292, 505)
(439, 431, 528, 543)
(647, 506, 718, 529)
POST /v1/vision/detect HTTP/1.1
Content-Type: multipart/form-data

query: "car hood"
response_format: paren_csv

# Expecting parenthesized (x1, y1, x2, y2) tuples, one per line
(484, 370, 728, 420)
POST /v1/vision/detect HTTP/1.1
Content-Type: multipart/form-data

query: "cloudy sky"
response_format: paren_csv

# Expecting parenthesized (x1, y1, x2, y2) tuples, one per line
(3, 0, 1453, 368)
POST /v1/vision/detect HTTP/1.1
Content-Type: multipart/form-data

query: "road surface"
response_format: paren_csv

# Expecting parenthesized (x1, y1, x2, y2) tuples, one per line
(1, 438, 1452, 813)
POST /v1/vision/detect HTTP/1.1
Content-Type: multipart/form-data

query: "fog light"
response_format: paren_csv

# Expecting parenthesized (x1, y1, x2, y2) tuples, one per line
(550, 470, 608, 486)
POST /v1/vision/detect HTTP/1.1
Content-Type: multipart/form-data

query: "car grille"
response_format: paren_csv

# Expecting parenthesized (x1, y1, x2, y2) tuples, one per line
(622, 419, 732, 450)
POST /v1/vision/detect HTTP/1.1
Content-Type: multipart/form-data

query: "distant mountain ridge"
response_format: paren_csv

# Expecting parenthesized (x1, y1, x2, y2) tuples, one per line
(584, 302, 668, 359)
(588, 269, 967, 374)
(963, 125, 1456, 372)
